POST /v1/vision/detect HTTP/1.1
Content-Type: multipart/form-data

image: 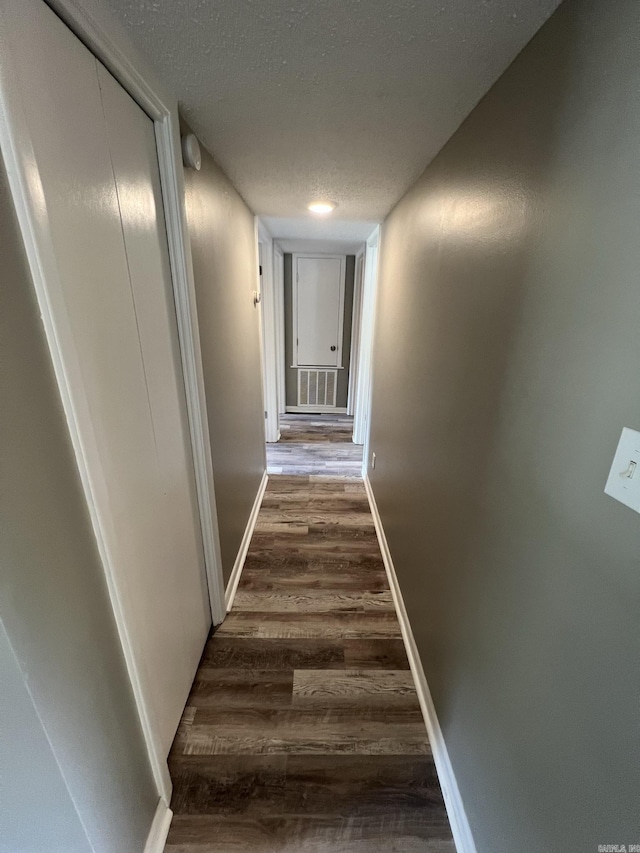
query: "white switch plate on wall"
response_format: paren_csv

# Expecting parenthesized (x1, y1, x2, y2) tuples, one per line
(604, 427, 640, 513)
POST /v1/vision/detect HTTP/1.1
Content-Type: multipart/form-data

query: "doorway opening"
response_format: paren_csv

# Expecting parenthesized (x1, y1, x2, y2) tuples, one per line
(257, 227, 380, 477)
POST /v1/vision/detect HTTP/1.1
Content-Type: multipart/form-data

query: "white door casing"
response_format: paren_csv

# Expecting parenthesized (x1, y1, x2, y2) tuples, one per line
(256, 219, 280, 443)
(347, 248, 366, 416)
(353, 228, 381, 449)
(293, 255, 345, 368)
(273, 245, 286, 415)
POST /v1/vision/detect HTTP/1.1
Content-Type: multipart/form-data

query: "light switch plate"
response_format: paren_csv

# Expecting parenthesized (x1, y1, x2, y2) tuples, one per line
(604, 427, 640, 513)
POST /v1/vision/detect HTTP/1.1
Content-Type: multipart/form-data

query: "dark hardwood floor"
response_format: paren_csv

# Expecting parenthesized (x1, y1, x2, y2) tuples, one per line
(165, 417, 455, 852)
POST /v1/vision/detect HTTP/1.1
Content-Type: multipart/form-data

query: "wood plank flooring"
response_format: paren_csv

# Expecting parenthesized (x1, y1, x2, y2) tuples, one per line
(166, 420, 454, 852)
(266, 414, 363, 477)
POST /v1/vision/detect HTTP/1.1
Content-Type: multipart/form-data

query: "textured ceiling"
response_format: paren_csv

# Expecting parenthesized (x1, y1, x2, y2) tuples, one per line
(105, 0, 560, 233)
(261, 216, 379, 243)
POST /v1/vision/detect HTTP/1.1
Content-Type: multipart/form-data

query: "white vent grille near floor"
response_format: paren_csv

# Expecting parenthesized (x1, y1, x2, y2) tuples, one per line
(298, 368, 337, 408)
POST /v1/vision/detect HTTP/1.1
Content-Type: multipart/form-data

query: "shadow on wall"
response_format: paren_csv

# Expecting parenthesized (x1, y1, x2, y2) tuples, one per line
(368, 1, 640, 851)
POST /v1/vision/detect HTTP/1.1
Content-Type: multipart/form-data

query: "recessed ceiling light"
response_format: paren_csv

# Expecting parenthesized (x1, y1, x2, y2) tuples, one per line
(308, 202, 335, 215)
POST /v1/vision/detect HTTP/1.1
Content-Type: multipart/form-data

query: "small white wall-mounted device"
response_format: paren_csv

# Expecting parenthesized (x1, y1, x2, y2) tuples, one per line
(604, 427, 640, 513)
(181, 133, 202, 170)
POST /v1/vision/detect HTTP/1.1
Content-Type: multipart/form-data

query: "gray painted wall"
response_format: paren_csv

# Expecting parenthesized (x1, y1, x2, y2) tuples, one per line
(367, 1, 640, 851)
(182, 122, 266, 583)
(0, 158, 157, 852)
(284, 253, 355, 409)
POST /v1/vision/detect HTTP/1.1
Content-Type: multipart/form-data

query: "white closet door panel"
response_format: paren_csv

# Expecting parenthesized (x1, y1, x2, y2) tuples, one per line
(5, 0, 166, 745)
(6, 0, 206, 757)
(296, 257, 343, 366)
(6, 8, 159, 544)
(6, 4, 170, 744)
(97, 64, 210, 730)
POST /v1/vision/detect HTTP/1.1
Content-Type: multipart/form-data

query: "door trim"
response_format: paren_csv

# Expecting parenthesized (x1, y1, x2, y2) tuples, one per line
(256, 218, 280, 443)
(347, 247, 366, 416)
(291, 253, 346, 369)
(273, 245, 286, 415)
(1, 0, 226, 802)
(353, 227, 381, 450)
(144, 799, 173, 853)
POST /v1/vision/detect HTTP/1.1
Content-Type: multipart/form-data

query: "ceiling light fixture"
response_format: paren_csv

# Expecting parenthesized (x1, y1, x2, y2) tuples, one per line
(308, 201, 335, 215)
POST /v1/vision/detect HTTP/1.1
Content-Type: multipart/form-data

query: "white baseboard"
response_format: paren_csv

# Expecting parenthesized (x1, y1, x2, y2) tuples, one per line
(363, 475, 477, 853)
(285, 406, 348, 414)
(225, 470, 268, 611)
(144, 798, 172, 853)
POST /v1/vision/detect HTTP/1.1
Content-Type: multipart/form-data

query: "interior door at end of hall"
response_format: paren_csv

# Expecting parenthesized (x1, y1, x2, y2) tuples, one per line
(296, 256, 343, 367)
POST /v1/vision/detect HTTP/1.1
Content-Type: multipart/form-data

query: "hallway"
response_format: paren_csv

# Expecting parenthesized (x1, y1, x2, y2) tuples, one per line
(4, 2, 639, 851)
(165, 422, 454, 851)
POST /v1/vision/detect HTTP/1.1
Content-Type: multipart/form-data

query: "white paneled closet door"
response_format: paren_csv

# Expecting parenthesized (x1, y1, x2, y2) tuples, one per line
(96, 64, 211, 753)
(2, 0, 210, 764)
(295, 256, 345, 367)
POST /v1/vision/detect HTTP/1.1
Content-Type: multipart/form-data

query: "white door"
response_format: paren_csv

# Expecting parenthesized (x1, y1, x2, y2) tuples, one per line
(97, 64, 211, 752)
(2, 0, 210, 767)
(295, 256, 345, 366)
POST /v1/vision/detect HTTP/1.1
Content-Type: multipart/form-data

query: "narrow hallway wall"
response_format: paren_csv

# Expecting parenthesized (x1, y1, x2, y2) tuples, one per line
(366, 0, 640, 850)
(182, 122, 266, 583)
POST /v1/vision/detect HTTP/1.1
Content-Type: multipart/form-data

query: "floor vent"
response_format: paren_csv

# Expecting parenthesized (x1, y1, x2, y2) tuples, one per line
(298, 368, 337, 408)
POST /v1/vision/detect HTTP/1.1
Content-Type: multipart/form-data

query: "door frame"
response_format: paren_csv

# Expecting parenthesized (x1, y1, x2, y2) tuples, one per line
(256, 218, 280, 443)
(0, 0, 226, 802)
(291, 253, 346, 369)
(353, 227, 381, 455)
(347, 247, 366, 416)
(273, 245, 286, 415)
(258, 231, 285, 423)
